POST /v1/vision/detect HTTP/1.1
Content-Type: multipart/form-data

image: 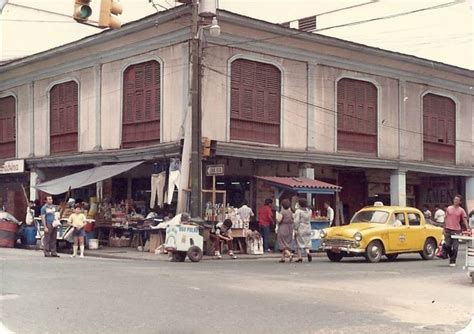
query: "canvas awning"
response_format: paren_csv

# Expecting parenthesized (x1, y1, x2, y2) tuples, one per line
(256, 176, 342, 196)
(34, 161, 144, 195)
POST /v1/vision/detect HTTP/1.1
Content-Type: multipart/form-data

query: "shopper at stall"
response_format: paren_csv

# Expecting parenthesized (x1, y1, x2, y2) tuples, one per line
(277, 199, 294, 263)
(442, 194, 469, 267)
(324, 202, 335, 227)
(68, 204, 87, 258)
(258, 198, 274, 252)
(41, 195, 60, 258)
(238, 201, 254, 226)
(294, 198, 312, 262)
(209, 219, 237, 259)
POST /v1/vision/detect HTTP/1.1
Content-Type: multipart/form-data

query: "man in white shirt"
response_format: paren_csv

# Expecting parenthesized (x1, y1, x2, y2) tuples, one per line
(238, 201, 254, 223)
(433, 204, 446, 227)
(324, 202, 335, 226)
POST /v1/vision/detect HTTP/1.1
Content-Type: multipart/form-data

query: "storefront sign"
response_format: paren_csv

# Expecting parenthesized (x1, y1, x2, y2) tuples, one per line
(0, 159, 24, 174)
(206, 164, 225, 176)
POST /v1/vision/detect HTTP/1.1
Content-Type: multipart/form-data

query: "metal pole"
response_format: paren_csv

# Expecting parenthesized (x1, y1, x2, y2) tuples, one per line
(190, 0, 202, 218)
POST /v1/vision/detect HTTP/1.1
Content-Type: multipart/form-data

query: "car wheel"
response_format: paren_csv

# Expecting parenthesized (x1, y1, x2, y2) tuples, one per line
(172, 252, 186, 262)
(420, 238, 436, 260)
(365, 240, 383, 263)
(326, 251, 344, 262)
(385, 254, 398, 261)
(187, 246, 203, 263)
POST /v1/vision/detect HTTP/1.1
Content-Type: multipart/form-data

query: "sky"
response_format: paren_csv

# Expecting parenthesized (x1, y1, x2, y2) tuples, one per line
(0, 0, 473, 69)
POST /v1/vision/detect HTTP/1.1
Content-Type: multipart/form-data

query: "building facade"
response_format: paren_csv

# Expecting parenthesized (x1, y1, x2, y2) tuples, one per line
(0, 6, 473, 220)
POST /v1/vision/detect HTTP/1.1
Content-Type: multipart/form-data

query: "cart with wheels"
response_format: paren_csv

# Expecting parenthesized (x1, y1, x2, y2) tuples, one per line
(34, 217, 74, 248)
(452, 234, 474, 284)
(164, 223, 204, 262)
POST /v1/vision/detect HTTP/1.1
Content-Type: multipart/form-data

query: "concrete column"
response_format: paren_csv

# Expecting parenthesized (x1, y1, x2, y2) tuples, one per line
(466, 177, 474, 212)
(390, 170, 406, 206)
(29, 170, 39, 201)
(299, 164, 315, 205)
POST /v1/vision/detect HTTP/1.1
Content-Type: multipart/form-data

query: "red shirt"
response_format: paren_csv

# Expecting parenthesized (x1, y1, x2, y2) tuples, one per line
(444, 205, 467, 231)
(258, 205, 273, 226)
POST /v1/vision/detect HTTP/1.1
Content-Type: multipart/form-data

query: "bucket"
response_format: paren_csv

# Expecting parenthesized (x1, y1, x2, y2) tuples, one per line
(88, 239, 99, 250)
(85, 231, 97, 248)
(0, 219, 18, 248)
(22, 225, 37, 246)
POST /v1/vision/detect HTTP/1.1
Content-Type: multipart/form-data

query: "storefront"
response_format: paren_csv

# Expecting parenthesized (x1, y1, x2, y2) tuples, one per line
(0, 159, 29, 221)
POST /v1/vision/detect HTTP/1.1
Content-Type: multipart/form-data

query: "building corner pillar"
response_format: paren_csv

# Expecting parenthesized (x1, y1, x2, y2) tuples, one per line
(465, 177, 474, 212)
(390, 170, 406, 206)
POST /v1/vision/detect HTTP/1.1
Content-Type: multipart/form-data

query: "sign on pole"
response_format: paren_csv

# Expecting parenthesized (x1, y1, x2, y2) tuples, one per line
(206, 164, 224, 176)
(0, 159, 25, 174)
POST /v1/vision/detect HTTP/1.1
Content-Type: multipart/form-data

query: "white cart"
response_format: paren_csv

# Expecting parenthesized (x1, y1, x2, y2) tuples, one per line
(165, 223, 204, 262)
(452, 234, 474, 284)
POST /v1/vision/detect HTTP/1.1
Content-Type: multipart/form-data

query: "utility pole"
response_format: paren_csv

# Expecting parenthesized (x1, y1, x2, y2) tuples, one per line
(190, 0, 202, 218)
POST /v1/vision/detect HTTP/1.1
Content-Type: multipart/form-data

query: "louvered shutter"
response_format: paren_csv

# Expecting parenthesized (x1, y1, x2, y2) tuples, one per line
(337, 78, 377, 154)
(230, 59, 281, 145)
(50, 81, 78, 154)
(423, 93, 455, 162)
(0, 96, 16, 158)
(122, 60, 161, 148)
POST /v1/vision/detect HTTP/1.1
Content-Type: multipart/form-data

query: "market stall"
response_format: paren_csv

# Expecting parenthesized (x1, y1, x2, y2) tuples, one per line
(256, 176, 342, 251)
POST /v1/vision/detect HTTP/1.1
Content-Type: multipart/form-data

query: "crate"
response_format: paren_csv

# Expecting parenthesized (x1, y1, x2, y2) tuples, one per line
(109, 238, 130, 247)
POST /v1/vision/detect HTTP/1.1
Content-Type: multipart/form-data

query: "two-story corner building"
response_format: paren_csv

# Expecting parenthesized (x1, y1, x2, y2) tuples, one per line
(0, 6, 473, 221)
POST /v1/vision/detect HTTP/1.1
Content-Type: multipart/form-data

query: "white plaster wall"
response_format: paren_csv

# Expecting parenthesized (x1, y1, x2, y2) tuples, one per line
(101, 44, 187, 149)
(78, 67, 97, 152)
(201, 48, 308, 149)
(403, 82, 424, 161)
(316, 66, 399, 158)
(15, 84, 31, 158)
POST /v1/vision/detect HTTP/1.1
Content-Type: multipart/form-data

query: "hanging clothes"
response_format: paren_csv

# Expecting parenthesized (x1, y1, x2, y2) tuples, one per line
(150, 171, 166, 209)
(167, 159, 181, 204)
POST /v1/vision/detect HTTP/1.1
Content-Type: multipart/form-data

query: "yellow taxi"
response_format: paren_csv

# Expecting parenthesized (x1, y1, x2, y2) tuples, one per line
(320, 203, 443, 263)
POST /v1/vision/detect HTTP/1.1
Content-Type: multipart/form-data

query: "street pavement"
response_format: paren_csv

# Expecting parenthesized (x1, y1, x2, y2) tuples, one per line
(1, 247, 473, 334)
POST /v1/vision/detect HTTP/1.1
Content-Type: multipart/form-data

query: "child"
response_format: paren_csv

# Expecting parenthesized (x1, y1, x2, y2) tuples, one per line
(67, 204, 87, 258)
(209, 219, 237, 259)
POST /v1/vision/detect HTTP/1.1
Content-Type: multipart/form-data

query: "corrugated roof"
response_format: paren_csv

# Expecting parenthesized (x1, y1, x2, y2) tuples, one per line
(256, 176, 342, 191)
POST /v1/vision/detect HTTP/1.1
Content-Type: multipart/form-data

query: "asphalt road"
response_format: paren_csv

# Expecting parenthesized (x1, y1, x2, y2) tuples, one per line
(1, 248, 473, 334)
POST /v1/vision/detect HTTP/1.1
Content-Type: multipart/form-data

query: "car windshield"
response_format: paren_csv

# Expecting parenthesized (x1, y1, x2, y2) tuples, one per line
(351, 210, 389, 224)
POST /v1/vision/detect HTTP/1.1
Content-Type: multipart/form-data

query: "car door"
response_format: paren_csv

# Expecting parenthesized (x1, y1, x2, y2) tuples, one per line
(387, 212, 410, 251)
(405, 212, 425, 251)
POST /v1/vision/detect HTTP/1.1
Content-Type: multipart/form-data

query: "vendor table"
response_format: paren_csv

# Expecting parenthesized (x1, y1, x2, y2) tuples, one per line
(230, 228, 248, 254)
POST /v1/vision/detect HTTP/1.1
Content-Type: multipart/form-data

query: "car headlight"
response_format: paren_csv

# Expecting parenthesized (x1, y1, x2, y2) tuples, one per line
(320, 230, 326, 238)
(354, 232, 363, 241)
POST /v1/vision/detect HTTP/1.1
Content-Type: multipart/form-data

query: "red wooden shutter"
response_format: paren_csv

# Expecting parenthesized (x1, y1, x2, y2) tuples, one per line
(0, 96, 16, 159)
(50, 81, 78, 154)
(423, 93, 455, 162)
(337, 78, 377, 155)
(230, 59, 281, 145)
(122, 60, 161, 148)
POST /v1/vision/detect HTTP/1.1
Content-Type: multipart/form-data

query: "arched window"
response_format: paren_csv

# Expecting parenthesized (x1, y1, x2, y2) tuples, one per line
(0, 96, 16, 159)
(122, 60, 161, 148)
(50, 81, 78, 154)
(337, 78, 377, 155)
(230, 59, 281, 145)
(423, 93, 455, 162)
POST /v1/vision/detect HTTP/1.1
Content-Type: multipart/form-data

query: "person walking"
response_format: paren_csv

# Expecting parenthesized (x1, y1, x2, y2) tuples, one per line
(294, 198, 312, 262)
(442, 195, 469, 267)
(258, 198, 274, 252)
(324, 201, 335, 227)
(433, 204, 446, 227)
(68, 204, 87, 258)
(277, 199, 294, 263)
(422, 205, 432, 221)
(41, 195, 60, 257)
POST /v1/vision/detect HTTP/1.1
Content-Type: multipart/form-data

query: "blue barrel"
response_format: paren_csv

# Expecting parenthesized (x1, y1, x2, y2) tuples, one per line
(22, 225, 37, 246)
(310, 220, 330, 251)
(85, 231, 97, 248)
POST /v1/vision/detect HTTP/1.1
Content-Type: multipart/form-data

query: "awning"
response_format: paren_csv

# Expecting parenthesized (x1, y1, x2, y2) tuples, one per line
(256, 176, 342, 196)
(34, 161, 144, 195)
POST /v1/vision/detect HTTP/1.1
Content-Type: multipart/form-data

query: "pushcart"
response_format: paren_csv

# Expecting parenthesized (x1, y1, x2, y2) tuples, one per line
(34, 217, 74, 248)
(452, 234, 474, 284)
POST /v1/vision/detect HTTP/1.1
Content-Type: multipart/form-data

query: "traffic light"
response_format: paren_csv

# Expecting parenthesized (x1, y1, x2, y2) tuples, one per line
(202, 137, 217, 160)
(99, 0, 123, 29)
(73, 0, 92, 22)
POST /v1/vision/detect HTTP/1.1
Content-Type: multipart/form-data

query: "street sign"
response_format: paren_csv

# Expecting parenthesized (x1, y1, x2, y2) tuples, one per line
(206, 164, 224, 176)
(0, 159, 24, 174)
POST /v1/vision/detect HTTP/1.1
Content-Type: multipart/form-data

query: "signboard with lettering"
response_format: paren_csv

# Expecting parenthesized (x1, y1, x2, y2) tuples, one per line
(0, 160, 25, 174)
(206, 164, 225, 176)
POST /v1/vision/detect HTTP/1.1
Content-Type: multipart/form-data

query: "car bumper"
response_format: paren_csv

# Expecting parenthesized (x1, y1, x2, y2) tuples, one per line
(321, 245, 366, 254)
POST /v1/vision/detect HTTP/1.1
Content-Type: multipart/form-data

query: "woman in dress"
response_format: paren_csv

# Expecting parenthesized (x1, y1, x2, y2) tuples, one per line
(277, 199, 294, 262)
(294, 198, 313, 262)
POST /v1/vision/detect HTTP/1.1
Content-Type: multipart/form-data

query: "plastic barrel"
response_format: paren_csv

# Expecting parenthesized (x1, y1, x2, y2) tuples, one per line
(22, 225, 37, 246)
(85, 231, 97, 249)
(0, 219, 18, 248)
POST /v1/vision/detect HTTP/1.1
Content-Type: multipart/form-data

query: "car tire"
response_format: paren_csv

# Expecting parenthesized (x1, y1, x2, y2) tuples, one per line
(365, 240, 383, 263)
(326, 251, 344, 262)
(187, 246, 203, 263)
(172, 252, 186, 262)
(385, 254, 398, 261)
(420, 238, 436, 260)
